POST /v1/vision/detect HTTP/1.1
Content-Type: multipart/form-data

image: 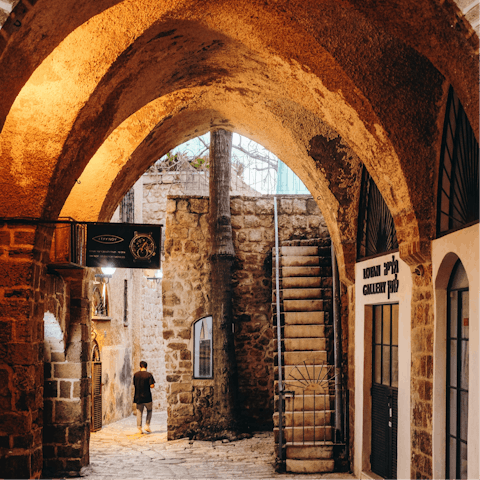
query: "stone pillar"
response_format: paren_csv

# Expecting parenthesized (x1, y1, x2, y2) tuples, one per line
(42, 269, 91, 477)
(0, 223, 46, 479)
(410, 262, 434, 479)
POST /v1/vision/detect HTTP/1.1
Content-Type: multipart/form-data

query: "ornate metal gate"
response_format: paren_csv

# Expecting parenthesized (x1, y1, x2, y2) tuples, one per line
(280, 362, 344, 446)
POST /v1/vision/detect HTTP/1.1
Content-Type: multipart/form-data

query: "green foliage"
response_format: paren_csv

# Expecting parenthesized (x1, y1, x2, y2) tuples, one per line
(190, 157, 209, 169)
(166, 152, 178, 164)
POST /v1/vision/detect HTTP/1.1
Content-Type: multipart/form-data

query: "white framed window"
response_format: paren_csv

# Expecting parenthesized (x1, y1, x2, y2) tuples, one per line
(193, 316, 213, 378)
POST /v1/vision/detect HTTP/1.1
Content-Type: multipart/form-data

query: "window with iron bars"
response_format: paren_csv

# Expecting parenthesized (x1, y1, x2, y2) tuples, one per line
(437, 86, 479, 237)
(357, 167, 398, 260)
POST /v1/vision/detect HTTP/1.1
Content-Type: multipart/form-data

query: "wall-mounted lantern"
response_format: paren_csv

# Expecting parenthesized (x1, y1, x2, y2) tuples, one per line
(94, 267, 116, 285)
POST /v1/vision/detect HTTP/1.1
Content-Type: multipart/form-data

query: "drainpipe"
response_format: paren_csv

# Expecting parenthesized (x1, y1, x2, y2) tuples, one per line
(331, 243, 343, 442)
(274, 197, 284, 463)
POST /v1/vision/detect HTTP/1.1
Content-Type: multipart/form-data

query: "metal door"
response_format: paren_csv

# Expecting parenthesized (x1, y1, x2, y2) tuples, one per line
(371, 304, 398, 479)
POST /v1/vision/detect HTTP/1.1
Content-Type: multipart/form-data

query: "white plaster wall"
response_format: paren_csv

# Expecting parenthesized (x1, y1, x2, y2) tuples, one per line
(431, 223, 479, 480)
(354, 252, 412, 479)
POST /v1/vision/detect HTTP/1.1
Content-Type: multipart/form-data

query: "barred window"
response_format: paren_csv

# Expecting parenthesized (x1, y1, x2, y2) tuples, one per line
(193, 316, 213, 378)
(437, 87, 479, 236)
(357, 167, 398, 260)
(120, 188, 135, 223)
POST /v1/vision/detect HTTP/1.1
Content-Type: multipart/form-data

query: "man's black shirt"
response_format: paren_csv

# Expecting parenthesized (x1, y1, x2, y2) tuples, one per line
(133, 370, 155, 403)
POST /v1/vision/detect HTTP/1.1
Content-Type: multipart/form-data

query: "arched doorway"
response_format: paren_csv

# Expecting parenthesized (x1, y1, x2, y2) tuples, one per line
(446, 260, 469, 479)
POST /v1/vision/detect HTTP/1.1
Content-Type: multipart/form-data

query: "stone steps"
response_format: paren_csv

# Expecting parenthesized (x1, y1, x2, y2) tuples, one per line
(280, 246, 319, 256)
(284, 325, 325, 338)
(272, 288, 328, 302)
(286, 459, 335, 473)
(282, 287, 323, 300)
(273, 410, 333, 427)
(283, 350, 328, 365)
(275, 394, 334, 410)
(273, 242, 335, 474)
(282, 276, 322, 288)
(284, 311, 325, 325)
(283, 299, 324, 311)
(274, 426, 333, 443)
(284, 337, 326, 351)
(281, 256, 322, 267)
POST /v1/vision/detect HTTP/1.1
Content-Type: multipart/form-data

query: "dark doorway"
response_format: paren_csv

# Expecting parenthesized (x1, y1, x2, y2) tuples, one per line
(371, 303, 398, 479)
(446, 261, 469, 479)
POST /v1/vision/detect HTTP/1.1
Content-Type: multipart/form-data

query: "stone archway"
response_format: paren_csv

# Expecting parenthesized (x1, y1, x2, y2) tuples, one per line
(0, 1, 478, 478)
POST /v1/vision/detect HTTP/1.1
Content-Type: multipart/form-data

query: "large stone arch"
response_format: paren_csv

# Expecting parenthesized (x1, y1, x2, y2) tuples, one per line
(0, 1, 478, 478)
(0, 0, 465, 275)
(0, 0, 477, 135)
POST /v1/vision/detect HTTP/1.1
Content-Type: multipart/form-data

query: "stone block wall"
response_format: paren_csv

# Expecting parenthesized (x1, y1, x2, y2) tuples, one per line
(410, 262, 434, 479)
(163, 195, 329, 439)
(0, 223, 46, 479)
(42, 269, 91, 477)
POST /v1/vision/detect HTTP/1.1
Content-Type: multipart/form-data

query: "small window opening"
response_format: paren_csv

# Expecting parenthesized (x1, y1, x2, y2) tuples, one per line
(123, 279, 128, 326)
(93, 284, 109, 318)
(193, 316, 213, 378)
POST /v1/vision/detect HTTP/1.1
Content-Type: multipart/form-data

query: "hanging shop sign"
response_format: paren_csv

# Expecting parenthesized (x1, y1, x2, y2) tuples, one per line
(86, 223, 162, 269)
(362, 255, 399, 299)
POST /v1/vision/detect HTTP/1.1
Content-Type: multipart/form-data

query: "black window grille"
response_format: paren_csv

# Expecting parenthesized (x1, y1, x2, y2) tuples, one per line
(357, 167, 398, 260)
(437, 87, 479, 236)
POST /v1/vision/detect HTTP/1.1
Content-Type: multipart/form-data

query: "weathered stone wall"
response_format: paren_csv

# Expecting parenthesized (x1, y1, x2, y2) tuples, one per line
(42, 268, 91, 477)
(0, 223, 47, 479)
(410, 262, 434, 479)
(163, 195, 329, 439)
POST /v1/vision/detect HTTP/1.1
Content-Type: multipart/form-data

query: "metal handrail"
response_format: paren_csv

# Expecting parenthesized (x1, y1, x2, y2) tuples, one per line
(274, 196, 284, 463)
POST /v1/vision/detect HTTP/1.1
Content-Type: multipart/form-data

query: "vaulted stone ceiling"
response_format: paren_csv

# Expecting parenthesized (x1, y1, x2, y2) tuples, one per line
(0, 0, 478, 282)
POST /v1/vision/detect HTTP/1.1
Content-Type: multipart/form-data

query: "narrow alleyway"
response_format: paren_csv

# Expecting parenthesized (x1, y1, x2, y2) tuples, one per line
(75, 413, 354, 479)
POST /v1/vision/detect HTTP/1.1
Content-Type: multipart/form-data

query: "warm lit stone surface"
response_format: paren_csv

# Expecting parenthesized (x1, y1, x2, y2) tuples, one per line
(0, 0, 475, 287)
(0, 1, 477, 477)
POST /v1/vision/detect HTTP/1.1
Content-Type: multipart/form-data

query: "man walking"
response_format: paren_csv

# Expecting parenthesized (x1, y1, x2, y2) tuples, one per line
(133, 361, 155, 433)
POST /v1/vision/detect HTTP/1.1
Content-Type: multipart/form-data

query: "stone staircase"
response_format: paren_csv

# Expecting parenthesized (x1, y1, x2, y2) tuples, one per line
(273, 239, 336, 473)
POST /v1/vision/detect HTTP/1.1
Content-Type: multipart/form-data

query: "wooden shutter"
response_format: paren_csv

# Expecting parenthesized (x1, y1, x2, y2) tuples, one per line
(91, 362, 102, 432)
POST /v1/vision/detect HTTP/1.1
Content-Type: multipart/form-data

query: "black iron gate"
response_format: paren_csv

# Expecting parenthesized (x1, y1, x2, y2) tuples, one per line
(279, 362, 346, 456)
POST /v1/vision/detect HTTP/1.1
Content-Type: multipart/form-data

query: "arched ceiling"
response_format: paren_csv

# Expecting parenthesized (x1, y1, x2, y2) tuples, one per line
(0, 0, 478, 282)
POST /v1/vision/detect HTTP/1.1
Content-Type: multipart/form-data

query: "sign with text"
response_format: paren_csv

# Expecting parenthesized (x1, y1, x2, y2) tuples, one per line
(362, 255, 399, 299)
(86, 223, 162, 269)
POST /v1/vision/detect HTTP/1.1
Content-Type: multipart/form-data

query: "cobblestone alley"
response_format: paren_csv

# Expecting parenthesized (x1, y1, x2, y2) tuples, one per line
(73, 412, 354, 480)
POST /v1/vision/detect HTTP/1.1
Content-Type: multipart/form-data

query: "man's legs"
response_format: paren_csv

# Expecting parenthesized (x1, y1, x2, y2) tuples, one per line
(144, 402, 153, 432)
(136, 403, 145, 431)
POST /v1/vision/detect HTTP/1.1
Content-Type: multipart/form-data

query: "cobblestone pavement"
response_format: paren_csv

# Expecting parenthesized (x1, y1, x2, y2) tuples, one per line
(74, 412, 355, 480)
